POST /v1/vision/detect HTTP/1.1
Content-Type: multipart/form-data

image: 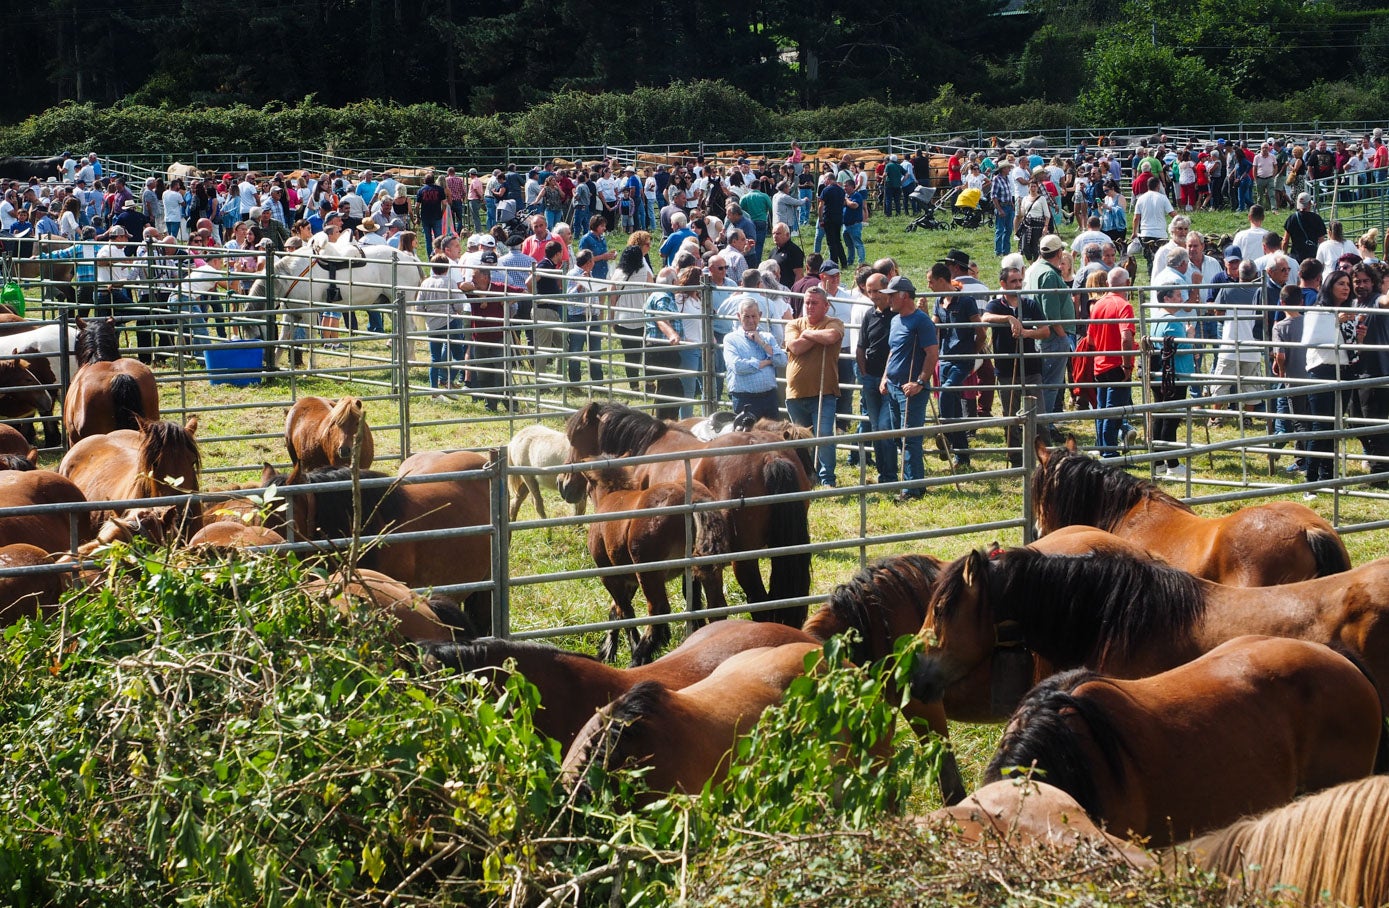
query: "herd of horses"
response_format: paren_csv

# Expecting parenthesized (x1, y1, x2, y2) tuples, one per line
(0, 343, 1386, 901)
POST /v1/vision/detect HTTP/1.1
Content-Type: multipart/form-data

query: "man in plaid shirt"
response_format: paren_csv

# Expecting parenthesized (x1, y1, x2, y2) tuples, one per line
(990, 160, 1016, 257)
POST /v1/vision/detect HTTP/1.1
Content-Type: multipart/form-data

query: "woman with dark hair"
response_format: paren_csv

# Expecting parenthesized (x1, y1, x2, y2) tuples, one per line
(1300, 270, 1359, 491)
(1100, 180, 1128, 246)
(706, 172, 728, 221)
(611, 240, 655, 390)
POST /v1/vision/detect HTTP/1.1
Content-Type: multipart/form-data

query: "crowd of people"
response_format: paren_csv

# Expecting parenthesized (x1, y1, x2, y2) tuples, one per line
(2, 136, 1387, 496)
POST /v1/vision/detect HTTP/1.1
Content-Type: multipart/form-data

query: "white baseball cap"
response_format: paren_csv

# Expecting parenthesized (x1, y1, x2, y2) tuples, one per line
(478, 235, 496, 248)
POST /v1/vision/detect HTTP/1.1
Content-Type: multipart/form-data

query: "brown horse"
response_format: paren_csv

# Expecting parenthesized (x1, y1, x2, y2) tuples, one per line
(0, 543, 69, 625)
(912, 543, 1389, 715)
(0, 354, 55, 447)
(563, 402, 812, 627)
(63, 317, 160, 444)
(569, 464, 732, 665)
(303, 567, 474, 643)
(0, 417, 37, 468)
(275, 451, 492, 633)
(284, 396, 375, 472)
(922, 778, 1153, 866)
(422, 621, 816, 750)
(0, 469, 93, 554)
(984, 636, 1384, 847)
(187, 521, 286, 549)
(1031, 438, 1350, 585)
(560, 641, 831, 799)
(58, 417, 203, 538)
(1179, 776, 1389, 907)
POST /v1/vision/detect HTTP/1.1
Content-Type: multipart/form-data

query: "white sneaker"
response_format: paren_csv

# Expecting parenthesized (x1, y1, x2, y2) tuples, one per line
(432, 393, 450, 403)
(1165, 465, 1188, 480)
(1302, 491, 1318, 501)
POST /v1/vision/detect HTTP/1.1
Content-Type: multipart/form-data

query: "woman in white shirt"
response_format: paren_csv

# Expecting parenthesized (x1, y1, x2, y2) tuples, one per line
(1316, 221, 1359, 273)
(610, 241, 655, 389)
(58, 198, 81, 239)
(674, 266, 705, 418)
(1300, 270, 1358, 488)
(162, 180, 187, 239)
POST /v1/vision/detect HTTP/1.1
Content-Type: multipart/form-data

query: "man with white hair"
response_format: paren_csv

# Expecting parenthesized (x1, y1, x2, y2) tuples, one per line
(1252, 141, 1279, 211)
(1084, 266, 1139, 457)
(659, 212, 693, 265)
(1208, 259, 1266, 403)
(721, 229, 751, 284)
(1151, 215, 1192, 276)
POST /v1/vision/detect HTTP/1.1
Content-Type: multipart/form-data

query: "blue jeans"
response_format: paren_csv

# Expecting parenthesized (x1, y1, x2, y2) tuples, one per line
(678, 346, 703, 419)
(485, 197, 498, 227)
(731, 388, 779, 421)
(1094, 367, 1132, 457)
(545, 209, 560, 230)
(843, 222, 865, 264)
(861, 373, 896, 483)
(421, 217, 443, 256)
(887, 381, 929, 493)
(884, 186, 901, 217)
(786, 395, 839, 486)
(994, 202, 1015, 256)
(429, 318, 465, 388)
(751, 221, 768, 265)
(797, 189, 814, 229)
(939, 360, 971, 459)
(1038, 333, 1074, 434)
(565, 320, 603, 384)
(572, 207, 590, 235)
(468, 199, 484, 232)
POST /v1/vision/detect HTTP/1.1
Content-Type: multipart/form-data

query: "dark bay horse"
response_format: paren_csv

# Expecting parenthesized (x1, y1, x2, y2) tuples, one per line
(1031, 438, 1350, 585)
(0, 354, 56, 448)
(423, 621, 816, 750)
(63, 317, 160, 444)
(984, 636, 1384, 847)
(912, 544, 1389, 713)
(57, 417, 203, 538)
(560, 640, 833, 799)
(275, 452, 492, 633)
(284, 396, 375, 472)
(564, 402, 812, 627)
(566, 464, 732, 665)
(1180, 776, 1389, 907)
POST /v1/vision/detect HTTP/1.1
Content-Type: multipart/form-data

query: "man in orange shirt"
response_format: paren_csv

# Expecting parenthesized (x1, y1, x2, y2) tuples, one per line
(1084, 267, 1139, 457)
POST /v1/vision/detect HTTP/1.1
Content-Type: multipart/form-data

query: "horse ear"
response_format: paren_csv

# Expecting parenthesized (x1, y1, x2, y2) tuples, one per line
(962, 548, 987, 592)
(185, 416, 199, 436)
(1063, 434, 1078, 454)
(1034, 435, 1050, 463)
(261, 462, 278, 484)
(25, 448, 38, 466)
(76, 317, 86, 330)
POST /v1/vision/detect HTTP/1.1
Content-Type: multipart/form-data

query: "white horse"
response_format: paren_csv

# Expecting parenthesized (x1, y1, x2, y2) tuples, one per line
(247, 241, 427, 361)
(0, 323, 80, 385)
(507, 423, 584, 521)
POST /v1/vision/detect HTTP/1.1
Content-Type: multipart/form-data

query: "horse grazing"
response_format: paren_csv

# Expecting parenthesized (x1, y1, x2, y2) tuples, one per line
(0, 543, 69, 625)
(506, 423, 583, 520)
(276, 451, 491, 633)
(1180, 776, 1389, 907)
(984, 636, 1383, 847)
(187, 521, 286, 550)
(422, 621, 816, 750)
(284, 396, 374, 472)
(58, 417, 203, 539)
(303, 568, 474, 643)
(560, 641, 833, 800)
(912, 544, 1389, 715)
(0, 423, 38, 471)
(64, 317, 160, 444)
(564, 402, 812, 627)
(1031, 438, 1349, 585)
(0, 469, 93, 554)
(921, 778, 1153, 866)
(568, 464, 732, 665)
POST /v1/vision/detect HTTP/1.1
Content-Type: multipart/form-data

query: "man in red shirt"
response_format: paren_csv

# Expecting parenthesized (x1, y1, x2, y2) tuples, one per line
(1084, 267, 1139, 457)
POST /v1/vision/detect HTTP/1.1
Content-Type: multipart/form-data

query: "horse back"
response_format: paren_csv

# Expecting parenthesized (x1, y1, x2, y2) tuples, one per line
(0, 470, 91, 552)
(628, 621, 817, 690)
(59, 430, 142, 503)
(1206, 502, 1350, 585)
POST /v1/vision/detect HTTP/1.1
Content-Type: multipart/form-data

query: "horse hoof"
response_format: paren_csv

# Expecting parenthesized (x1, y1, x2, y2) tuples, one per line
(596, 635, 620, 664)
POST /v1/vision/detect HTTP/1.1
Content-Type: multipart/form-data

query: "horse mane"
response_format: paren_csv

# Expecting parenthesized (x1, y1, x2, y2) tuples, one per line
(984, 668, 1131, 819)
(1187, 776, 1389, 908)
(422, 637, 600, 673)
(297, 467, 403, 541)
(586, 465, 638, 493)
(0, 453, 36, 472)
(932, 547, 1206, 667)
(568, 402, 675, 456)
(138, 420, 202, 494)
(564, 679, 670, 797)
(76, 318, 120, 366)
(806, 554, 943, 664)
(328, 396, 361, 430)
(1031, 447, 1192, 533)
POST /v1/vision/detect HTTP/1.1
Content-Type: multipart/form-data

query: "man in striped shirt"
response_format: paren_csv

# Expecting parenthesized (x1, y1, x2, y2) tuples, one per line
(991, 161, 1016, 257)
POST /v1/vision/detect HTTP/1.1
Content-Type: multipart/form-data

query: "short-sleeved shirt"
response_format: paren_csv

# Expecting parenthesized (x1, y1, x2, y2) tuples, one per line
(885, 308, 938, 385)
(857, 306, 896, 377)
(785, 316, 845, 399)
(739, 189, 772, 224)
(933, 293, 980, 359)
(985, 295, 1045, 369)
(1086, 292, 1136, 375)
(818, 182, 846, 224)
(1271, 314, 1307, 380)
(771, 240, 805, 282)
(578, 230, 608, 279)
(1022, 260, 1074, 331)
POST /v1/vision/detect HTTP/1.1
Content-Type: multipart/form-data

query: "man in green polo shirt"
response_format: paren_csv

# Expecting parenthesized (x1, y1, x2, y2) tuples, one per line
(1022, 234, 1075, 442)
(739, 182, 772, 264)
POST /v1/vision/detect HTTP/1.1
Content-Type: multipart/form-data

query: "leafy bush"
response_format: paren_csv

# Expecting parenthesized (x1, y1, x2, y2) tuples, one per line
(1077, 42, 1236, 126)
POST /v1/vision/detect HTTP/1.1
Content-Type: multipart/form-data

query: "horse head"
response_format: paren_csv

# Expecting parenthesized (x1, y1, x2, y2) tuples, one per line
(911, 547, 999, 704)
(323, 397, 372, 467)
(0, 352, 53, 417)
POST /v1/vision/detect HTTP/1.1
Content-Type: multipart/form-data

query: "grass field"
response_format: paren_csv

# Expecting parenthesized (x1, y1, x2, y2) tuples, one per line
(37, 198, 1389, 809)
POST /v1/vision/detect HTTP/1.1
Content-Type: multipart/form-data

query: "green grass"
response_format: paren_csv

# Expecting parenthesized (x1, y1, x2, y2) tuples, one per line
(22, 199, 1388, 812)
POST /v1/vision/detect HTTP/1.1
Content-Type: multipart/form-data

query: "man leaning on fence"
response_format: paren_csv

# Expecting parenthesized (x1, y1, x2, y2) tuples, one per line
(882, 275, 939, 502)
(785, 286, 844, 488)
(1023, 234, 1074, 442)
(983, 264, 1048, 467)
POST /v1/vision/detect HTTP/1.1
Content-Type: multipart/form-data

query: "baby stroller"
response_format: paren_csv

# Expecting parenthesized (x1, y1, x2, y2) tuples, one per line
(495, 199, 540, 243)
(904, 185, 949, 231)
(952, 187, 985, 229)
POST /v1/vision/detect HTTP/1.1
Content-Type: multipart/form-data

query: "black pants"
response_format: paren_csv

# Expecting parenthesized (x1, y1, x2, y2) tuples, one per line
(1306, 364, 1352, 483)
(823, 218, 845, 266)
(644, 345, 682, 420)
(1152, 381, 1190, 468)
(613, 325, 644, 390)
(1354, 380, 1389, 467)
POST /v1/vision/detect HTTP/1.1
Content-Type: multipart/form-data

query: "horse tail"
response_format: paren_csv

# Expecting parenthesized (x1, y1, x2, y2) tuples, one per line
(689, 485, 731, 583)
(110, 373, 147, 431)
(1306, 526, 1351, 577)
(764, 455, 811, 628)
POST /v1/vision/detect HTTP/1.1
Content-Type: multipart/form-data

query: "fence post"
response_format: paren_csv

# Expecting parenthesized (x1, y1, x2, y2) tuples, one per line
(56, 309, 71, 450)
(701, 281, 716, 415)
(1020, 400, 1038, 544)
(395, 289, 411, 460)
(490, 447, 511, 638)
(263, 249, 277, 371)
